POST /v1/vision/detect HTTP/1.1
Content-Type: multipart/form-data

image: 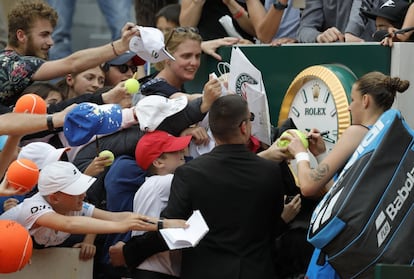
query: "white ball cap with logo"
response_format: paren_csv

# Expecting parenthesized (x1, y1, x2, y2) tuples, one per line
(135, 95, 188, 132)
(129, 26, 175, 63)
(38, 161, 97, 196)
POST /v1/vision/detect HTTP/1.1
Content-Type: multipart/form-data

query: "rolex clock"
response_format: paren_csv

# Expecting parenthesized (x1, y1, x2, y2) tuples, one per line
(278, 64, 356, 152)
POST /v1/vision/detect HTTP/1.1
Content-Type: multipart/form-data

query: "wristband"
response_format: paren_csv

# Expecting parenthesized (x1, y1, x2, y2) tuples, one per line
(47, 115, 55, 131)
(316, 151, 328, 163)
(111, 41, 120, 56)
(233, 8, 245, 19)
(295, 152, 310, 163)
(157, 219, 164, 230)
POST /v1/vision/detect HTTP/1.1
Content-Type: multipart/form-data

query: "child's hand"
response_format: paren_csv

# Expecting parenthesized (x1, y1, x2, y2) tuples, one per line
(83, 156, 112, 177)
(3, 197, 20, 212)
(0, 178, 25, 196)
(73, 242, 96, 261)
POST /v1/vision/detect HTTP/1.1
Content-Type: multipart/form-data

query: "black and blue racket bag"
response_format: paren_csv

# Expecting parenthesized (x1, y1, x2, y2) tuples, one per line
(307, 109, 414, 278)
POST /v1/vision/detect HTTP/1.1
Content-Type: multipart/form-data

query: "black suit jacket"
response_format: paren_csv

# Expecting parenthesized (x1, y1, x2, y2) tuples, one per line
(165, 144, 285, 279)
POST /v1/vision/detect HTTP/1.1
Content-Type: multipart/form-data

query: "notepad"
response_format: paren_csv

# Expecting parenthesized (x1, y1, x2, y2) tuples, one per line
(160, 210, 209, 250)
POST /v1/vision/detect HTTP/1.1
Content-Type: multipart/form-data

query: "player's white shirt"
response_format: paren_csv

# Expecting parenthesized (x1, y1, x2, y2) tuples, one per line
(0, 193, 94, 247)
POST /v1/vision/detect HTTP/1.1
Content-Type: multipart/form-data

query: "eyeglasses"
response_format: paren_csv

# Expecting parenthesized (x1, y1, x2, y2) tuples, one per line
(110, 64, 137, 74)
(239, 112, 255, 127)
(165, 27, 199, 48)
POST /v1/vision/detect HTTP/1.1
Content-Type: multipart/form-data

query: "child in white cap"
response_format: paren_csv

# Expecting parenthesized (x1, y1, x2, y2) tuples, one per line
(0, 161, 187, 260)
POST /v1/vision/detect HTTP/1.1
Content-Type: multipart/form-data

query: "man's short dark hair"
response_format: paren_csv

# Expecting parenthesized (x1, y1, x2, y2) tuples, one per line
(209, 94, 248, 142)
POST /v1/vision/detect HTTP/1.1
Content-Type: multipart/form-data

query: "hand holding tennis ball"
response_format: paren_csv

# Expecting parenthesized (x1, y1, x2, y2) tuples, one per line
(277, 129, 309, 149)
(99, 150, 115, 166)
(125, 78, 140, 94)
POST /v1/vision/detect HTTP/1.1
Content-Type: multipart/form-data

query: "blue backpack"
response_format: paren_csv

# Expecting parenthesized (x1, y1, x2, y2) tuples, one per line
(307, 109, 414, 278)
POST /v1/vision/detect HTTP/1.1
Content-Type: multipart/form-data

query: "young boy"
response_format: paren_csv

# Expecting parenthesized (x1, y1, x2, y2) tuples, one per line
(0, 161, 186, 255)
(131, 130, 192, 278)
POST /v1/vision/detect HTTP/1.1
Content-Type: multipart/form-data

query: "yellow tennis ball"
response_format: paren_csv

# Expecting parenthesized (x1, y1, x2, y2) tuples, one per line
(99, 150, 115, 166)
(125, 78, 140, 94)
(277, 129, 309, 149)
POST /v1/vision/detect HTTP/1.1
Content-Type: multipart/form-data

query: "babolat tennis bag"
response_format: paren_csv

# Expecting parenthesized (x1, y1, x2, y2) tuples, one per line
(307, 109, 414, 278)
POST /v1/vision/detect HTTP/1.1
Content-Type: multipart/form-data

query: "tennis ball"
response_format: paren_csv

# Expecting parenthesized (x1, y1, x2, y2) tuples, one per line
(125, 78, 140, 94)
(277, 129, 309, 149)
(6, 159, 39, 192)
(0, 220, 33, 273)
(99, 150, 115, 166)
(14, 94, 47, 114)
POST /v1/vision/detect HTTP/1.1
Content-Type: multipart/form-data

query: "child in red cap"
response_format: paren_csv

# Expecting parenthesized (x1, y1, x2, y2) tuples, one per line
(132, 130, 192, 278)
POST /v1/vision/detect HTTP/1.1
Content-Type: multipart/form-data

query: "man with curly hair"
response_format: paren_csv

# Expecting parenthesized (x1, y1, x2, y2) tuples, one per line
(0, 0, 139, 111)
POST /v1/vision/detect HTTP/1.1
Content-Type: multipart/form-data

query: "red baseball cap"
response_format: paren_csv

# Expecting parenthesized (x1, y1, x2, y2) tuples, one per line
(135, 130, 192, 170)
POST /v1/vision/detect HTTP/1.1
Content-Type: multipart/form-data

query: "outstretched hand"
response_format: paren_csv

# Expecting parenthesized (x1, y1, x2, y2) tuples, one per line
(200, 75, 223, 113)
(201, 37, 240, 60)
(83, 156, 112, 177)
(102, 82, 128, 105)
(0, 178, 26, 197)
(181, 126, 210, 146)
(120, 22, 141, 53)
(258, 140, 292, 162)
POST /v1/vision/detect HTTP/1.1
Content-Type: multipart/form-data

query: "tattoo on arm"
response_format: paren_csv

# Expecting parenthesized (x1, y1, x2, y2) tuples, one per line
(310, 163, 329, 182)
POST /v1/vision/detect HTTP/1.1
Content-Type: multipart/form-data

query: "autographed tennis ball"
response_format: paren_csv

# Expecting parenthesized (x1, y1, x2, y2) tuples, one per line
(0, 220, 33, 273)
(277, 129, 309, 149)
(99, 150, 115, 166)
(125, 78, 140, 94)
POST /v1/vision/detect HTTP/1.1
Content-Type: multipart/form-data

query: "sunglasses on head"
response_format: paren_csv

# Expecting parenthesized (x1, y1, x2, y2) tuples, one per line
(110, 64, 137, 74)
(165, 27, 200, 48)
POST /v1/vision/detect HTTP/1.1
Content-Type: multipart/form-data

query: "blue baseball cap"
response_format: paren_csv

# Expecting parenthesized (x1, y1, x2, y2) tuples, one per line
(107, 51, 146, 66)
(64, 103, 123, 146)
(108, 51, 136, 65)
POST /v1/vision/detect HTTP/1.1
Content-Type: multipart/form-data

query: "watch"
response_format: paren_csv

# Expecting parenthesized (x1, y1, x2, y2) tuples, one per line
(273, 0, 288, 10)
(278, 64, 356, 153)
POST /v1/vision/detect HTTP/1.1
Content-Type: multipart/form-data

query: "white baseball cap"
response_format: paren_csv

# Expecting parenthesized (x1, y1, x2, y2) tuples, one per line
(135, 95, 188, 132)
(18, 142, 70, 169)
(129, 26, 175, 63)
(38, 161, 96, 196)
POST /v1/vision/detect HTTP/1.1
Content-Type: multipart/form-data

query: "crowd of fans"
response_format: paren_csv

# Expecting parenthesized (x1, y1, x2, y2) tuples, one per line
(0, 1, 413, 279)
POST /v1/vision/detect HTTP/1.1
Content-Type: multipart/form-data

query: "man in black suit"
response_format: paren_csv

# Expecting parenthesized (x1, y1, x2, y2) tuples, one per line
(110, 94, 289, 279)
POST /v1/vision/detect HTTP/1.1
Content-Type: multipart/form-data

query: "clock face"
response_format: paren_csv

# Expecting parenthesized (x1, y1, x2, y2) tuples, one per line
(279, 65, 355, 155)
(288, 77, 339, 152)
